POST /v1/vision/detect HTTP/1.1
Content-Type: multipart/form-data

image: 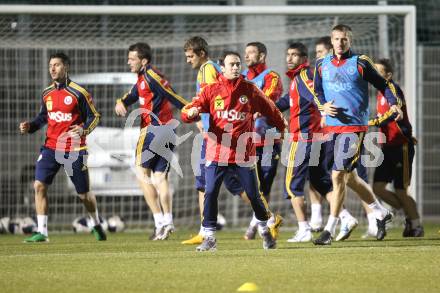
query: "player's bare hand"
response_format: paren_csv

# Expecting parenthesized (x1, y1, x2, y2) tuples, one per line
(253, 112, 262, 119)
(68, 125, 84, 138)
(187, 107, 200, 119)
(391, 105, 403, 121)
(115, 101, 127, 117)
(19, 121, 30, 134)
(323, 100, 338, 117)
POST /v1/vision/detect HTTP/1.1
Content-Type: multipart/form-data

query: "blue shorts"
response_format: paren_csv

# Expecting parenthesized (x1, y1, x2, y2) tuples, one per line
(356, 155, 369, 183)
(373, 142, 414, 189)
(256, 143, 281, 197)
(35, 146, 90, 194)
(327, 132, 366, 172)
(195, 139, 244, 195)
(136, 126, 175, 173)
(284, 140, 332, 199)
(202, 162, 271, 230)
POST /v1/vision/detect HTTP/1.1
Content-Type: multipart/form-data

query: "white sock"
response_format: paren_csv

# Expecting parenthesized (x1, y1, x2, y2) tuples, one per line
(311, 204, 322, 223)
(367, 212, 377, 230)
(202, 227, 215, 238)
(163, 212, 173, 226)
(338, 208, 352, 221)
(411, 219, 421, 228)
(324, 215, 339, 237)
(250, 214, 259, 227)
(88, 209, 100, 227)
(368, 200, 388, 220)
(37, 215, 48, 237)
(153, 213, 164, 229)
(257, 220, 269, 234)
(198, 225, 204, 236)
(298, 221, 310, 231)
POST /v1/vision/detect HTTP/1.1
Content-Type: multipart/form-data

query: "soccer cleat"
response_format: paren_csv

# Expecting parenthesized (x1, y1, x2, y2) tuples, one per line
(157, 224, 175, 240)
(91, 225, 107, 241)
(261, 229, 277, 250)
(376, 212, 393, 241)
(402, 218, 412, 237)
(196, 236, 217, 252)
(287, 229, 312, 243)
(309, 221, 324, 233)
(243, 224, 258, 240)
(313, 230, 332, 245)
(268, 214, 283, 240)
(150, 227, 164, 241)
(336, 217, 358, 241)
(181, 234, 204, 245)
(409, 226, 424, 237)
(24, 232, 49, 243)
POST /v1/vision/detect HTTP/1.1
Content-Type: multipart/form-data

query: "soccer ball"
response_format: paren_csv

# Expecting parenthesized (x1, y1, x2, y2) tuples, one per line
(72, 217, 91, 233)
(20, 217, 37, 234)
(0, 217, 10, 234)
(216, 213, 227, 230)
(107, 215, 125, 233)
(72, 216, 108, 233)
(8, 217, 23, 234)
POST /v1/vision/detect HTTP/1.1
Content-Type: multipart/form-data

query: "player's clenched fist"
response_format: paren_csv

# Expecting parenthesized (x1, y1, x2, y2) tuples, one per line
(19, 121, 30, 134)
(186, 107, 200, 119)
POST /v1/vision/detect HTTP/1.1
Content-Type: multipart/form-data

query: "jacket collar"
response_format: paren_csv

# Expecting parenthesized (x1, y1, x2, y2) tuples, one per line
(246, 62, 267, 80)
(285, 62, 309, 80)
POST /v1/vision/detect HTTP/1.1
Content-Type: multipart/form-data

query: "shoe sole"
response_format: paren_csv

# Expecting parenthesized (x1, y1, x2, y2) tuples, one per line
(23, 239, 49, 243)
(313, 240, 331, 245)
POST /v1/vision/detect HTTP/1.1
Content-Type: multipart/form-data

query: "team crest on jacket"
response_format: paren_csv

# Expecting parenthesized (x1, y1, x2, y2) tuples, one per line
(140, 81, 146, 90)
(46, 96, 53, 111)
(347, 67, 357, 75)
(64, 96, 73, 105)
(239, 95, 248, 104)
(214, 95, 224, 110)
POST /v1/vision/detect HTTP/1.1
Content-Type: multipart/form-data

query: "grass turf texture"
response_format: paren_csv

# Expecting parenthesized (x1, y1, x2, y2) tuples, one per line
(1, 225, 439, 293)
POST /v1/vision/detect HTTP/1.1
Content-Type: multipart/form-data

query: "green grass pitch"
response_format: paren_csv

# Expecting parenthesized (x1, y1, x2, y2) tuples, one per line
(1, 225, 439, 293)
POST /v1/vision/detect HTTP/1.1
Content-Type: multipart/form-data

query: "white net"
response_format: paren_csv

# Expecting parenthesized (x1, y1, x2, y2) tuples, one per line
(0, 7, 409, 230)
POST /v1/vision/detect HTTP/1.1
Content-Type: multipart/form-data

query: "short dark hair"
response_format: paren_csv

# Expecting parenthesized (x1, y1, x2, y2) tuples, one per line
(49, 52, 70, 67)
(128, 42, 152, 62)
(315, 36, 332, 51)
(332, 24, 353, 39)
(287, 42, 308, 58)
(246, 42, 267, 56)
(376, 58, 394, 74)
(183, 36, 209, 57)
(220, 51, 241, 65)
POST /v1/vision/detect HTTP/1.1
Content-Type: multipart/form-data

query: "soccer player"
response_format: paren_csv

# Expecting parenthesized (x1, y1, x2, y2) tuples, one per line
(312, 36, 375, 241)
(370, 58, 424, 237)
(276, 42, 332, 242)
(182, 36, 245, 245)
(181, 51, 286, 251)
(313, 24, 402, 245)
(19, 52, 106, 242)
(242, 42, 284, 240)
(114, 42, 188, 240)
